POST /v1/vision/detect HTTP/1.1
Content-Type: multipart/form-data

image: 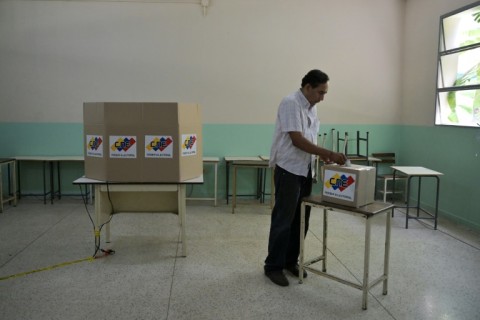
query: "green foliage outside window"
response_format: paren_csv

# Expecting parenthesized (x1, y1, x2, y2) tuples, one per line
(436, 2, 480, 127)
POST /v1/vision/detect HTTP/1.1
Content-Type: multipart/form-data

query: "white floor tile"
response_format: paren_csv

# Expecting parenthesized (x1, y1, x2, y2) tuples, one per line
(0, 198, 479, 320)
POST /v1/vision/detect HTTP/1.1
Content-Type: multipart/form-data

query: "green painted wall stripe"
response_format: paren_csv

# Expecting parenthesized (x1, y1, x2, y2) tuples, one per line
(1, 122, 478, 231)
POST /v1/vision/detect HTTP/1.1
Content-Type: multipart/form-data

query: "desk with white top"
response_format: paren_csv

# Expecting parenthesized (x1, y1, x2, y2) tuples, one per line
(0, 158, 17, 212)
(348, 156, 381, 166)
(186, 157, 219, 206)
(225, 156, 268, 205)
(392, 166, 443, 229)
(299, 195, 394, 310)
(16, 155, 84, 204)
(73, 176, 203, 257)
(225, 156, 273, 213)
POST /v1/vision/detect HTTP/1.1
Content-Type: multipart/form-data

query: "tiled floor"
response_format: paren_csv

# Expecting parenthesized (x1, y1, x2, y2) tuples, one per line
(0, 197, 479, 320)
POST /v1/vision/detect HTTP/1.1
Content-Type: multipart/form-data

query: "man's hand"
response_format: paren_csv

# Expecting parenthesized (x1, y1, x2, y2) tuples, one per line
(288, 132, 348, 165)
(323, 151, 347, 165)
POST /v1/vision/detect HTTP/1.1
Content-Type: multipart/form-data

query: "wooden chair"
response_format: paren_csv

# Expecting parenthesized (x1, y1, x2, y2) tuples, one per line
(371, 153, 407, 202)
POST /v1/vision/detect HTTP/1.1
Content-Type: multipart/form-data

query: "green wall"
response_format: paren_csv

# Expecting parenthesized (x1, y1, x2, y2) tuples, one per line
(398, 126, 480, 230)
(1, 122, 479, 231)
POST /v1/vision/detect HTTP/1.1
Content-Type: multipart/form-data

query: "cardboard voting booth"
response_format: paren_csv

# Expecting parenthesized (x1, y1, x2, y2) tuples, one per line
(84, 102, 202, 182)
(322, 164, 376, 208)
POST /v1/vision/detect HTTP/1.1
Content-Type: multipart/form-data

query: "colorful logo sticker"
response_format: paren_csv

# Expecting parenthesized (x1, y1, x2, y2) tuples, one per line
(181, 134, 197, 156)
(109, 136, 137, 158)
(322, 170, 356, 201)
(86, 135, 103, 158)
(145, 135, 173, 158)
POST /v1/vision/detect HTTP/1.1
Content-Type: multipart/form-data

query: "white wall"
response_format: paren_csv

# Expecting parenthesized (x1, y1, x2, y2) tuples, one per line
(402, 0, 476, 125)
(0, 0, 405, 124)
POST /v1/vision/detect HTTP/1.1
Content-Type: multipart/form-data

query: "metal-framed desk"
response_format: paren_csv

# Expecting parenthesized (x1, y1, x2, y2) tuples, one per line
(225, 156, 271, 205)
(73, 176, 203, 257)
(228, 156, 273, 214)
(392, 166, 443, 229)
(299, 195, 394, 310)
(186, 157, 219, 206)
(0, 158, 17, 212)
(16, 155, 84, 204)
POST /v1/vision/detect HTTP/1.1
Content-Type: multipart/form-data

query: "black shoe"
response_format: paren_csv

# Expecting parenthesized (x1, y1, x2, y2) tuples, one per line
(265, 270, 289, 287)
(285, 265, 307, 278)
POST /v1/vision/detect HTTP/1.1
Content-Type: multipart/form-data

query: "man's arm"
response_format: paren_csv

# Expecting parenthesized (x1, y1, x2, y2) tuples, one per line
(288, 131, 347, 165)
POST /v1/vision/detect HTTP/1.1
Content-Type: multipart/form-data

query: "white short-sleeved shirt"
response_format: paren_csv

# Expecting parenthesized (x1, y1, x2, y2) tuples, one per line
(269, 90, 320, 177)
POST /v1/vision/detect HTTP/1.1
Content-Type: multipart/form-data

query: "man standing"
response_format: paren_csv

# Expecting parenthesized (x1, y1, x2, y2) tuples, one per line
(264, 69, 347, 287)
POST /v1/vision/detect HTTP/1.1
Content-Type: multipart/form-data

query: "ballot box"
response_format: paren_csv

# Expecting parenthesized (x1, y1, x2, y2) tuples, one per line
(322, 164, 376, 208)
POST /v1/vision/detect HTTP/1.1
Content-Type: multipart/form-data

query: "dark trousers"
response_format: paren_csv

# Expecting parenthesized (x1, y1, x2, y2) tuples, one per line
(264, 165, 312, 271)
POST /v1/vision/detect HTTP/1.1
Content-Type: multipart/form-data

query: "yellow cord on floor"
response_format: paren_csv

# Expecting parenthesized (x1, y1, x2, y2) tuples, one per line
(0, 256, 95, 281)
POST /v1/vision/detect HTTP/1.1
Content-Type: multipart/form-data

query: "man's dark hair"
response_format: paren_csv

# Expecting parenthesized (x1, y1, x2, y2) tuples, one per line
(301, 69, 329, 88)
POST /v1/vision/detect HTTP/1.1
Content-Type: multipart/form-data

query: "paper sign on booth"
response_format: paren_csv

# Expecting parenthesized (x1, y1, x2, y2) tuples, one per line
(181, 134, 197, 156)
(109, 136, 137, 158)
(86, 135, 104, 158)
(145, 135, 173, 158)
